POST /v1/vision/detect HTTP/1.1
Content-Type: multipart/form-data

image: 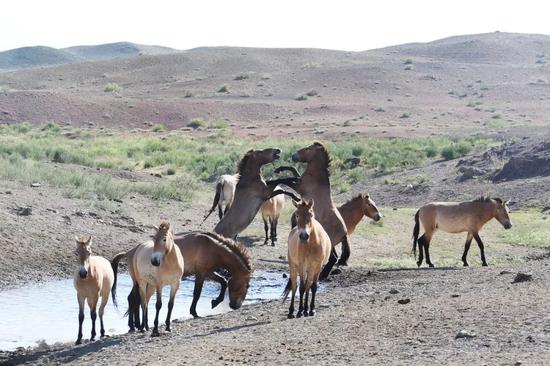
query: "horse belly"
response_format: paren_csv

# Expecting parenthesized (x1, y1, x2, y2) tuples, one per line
(435, 215, 469, 234)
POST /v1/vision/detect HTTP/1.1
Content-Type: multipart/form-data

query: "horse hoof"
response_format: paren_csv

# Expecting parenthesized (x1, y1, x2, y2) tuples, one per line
(90, 337, 95, 342)
(151, 332, 160, 338)
(263, 240, 269, 246)
(271, 242, 277, 247)
(331, 268, 342, 275)
(336, 261, 348, 267)
(287, 313, 295, 319)
(128, 328, 135, 333)
(303, 311, 309, 317)
(482, 263, 488, 267)
(297, 311, 303, 318)
(463, 263, 469, 267)
(75, 339, 82, 345)
(165, 327, 171, 332)
(416, 262, 422, 268)
(428, 264, 434, 268)
(309, 310, 315, 316)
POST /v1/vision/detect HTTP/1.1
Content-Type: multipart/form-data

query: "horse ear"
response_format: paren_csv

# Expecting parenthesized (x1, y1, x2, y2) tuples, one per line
(292, 200, 299, 208)
(307, 198, 314, 209)
(74, 236, 80, 243)
(153, 225, 159, 231)
(505, 199, 511, 205)
(86, 235, 92, 245)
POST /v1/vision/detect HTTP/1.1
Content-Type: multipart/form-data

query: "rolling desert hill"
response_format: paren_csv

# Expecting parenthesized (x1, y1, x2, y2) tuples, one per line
(0, 32, 549, 139)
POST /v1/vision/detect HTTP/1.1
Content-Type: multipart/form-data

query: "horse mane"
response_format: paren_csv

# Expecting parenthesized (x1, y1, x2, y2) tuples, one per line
(201, 232, 253, 272)
(237, 150, 253, 175)
(312, 142, 332, 172)
(340, 194, 364, 210)
(153, 220, 172, 241)
(474, 196, 502, 204)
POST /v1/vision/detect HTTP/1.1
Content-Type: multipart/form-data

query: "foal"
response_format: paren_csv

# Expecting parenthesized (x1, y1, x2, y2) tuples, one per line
(283, 199, 331, 318)
(260, 186, 285, 246)
(412, 197, 512, 267)
(73, 235, 115, 345)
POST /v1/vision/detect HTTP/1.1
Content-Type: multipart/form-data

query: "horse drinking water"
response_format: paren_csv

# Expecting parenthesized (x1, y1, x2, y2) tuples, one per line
(73, 235, 115, 345)
(283, 199, 331, 318)
(412, 197, 512, 267)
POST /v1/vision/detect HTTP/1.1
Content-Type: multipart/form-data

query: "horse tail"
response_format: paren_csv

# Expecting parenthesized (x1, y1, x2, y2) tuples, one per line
(110, 252, 126, 308)
(202, 181, 223, 224)
(125, 282, 141, 318)
(412, 209, 420, 256)
(281, 278, 292, 302)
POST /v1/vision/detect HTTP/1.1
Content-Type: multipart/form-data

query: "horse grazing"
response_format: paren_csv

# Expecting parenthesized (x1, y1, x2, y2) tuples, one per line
(260, 186, 285, 246)
(275, 142, 348, 279)
(203, 174, 239, 222)
(111, 221, 184, 336)
(174, 231, 253, 317)
(412, 197, 512, 267)
(283, 199, 331, 318)
(214, 148, 299, 239)
(73, 235, 115, 345)
(337, 193, 382, 236)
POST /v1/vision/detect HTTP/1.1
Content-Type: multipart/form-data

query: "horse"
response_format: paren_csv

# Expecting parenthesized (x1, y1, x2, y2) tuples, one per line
(260, 186, 285, 246)
(283, 199, 331, 318)
(174, 231, 253, 317)
(412, 197, 512, 268)
(337, 193, 382, 236)
(111, 221, 184, 336)
(73, 235, 115, 345)
(203, 174, 239, 222)
(275, 142, 348, 279)
(214, 148, 299, 239)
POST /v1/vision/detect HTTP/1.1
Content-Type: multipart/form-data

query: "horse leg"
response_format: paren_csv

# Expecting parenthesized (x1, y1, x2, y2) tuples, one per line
(190, 275, 205, 318)
(303, 274, 313, 317)
(165, 282, 179, 332)
(288, 268, 297, 319)
(474, 233, 488, 266)
(309, 276, 319, 316)
(209, 272, 228, 309)
(337, 236, 351, 266)
(76, 294, 85, 345)
(424, 235, 434, 268)
(271, 217, 278, 246)
(297, 275, 305, 318)
(462, 233, 473, 267)
(218, 205, 223, 220)
(416, 235, 425, 267)
(139, 282, 150, 332)
(98, 293, 109, 338)
(263, 218, 269, 245)
(320, 247, 338, 280)
(87, 296, 98, 341)
(151, 287, 162, 337)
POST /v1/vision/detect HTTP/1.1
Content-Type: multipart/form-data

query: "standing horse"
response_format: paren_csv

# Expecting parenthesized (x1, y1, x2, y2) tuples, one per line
(412, 197, 512, 267)
(111, 221, 184, 336)
(174, 231, 253, 317)
(260, 186, 285, 246)
(203, 174, 239, 222)
(73, 235, 115, 345)
(275, 142, 348, 279)
(337, 193, 382, 235)
(214, 148, 299, 239)
(283, 199, 331, 318)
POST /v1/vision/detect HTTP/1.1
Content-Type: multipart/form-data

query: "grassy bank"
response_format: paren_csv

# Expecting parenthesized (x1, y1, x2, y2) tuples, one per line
(0, 122, 493, 202)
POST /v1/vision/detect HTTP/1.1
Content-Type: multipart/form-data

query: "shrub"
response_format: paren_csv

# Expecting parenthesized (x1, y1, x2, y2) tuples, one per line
(399, 113, 410, 119)
(295, 94, 307, 101)
(217, 85, 229, 93)
(104, 83, 122, 93)
(306, 89, 318, 97)
(188, 119, 205, 129)
(234, 73, 249, 81)
(150, 123, 166, 132)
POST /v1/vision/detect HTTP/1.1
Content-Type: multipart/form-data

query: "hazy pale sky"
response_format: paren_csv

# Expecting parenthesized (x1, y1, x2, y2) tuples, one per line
(2, 0, 549, 52)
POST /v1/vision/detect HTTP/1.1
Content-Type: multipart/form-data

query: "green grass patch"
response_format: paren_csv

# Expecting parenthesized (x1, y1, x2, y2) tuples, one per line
(498, 210, 550, 247)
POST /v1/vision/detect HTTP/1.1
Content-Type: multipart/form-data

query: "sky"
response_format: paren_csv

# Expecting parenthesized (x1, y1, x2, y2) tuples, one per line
(1, 0, 550, 52)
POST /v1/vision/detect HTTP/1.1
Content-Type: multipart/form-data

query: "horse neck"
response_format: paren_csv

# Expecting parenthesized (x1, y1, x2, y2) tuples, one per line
(303, 159, 330, 183)
(218, 247, 249, 279)
(477, 201, 497, 225)
(339, 199, 363, 235)
(239, 161, 262, 182)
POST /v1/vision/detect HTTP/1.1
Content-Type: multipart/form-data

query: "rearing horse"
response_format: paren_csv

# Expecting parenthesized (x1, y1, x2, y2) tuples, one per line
(214, 148, 299, 239)
(275, 142, 348, 279)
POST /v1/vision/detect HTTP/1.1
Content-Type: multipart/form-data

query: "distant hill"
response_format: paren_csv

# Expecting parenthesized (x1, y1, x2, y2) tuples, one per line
(0, 42, 178, 70)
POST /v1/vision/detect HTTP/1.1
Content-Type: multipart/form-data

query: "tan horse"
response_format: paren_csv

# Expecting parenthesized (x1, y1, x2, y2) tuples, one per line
(214, 148, 299, 239)
(111, 221, 184, 336)
(73, 235, 115, 345)
(275, 142, 348, 279)
(338, 193, 382, 236)
(260, 185, 285, 246)
(283, 199, 331, 318)
(174, 231, 252, 317)
(203, 174, 239, 222)
(412, 197, 512, 267)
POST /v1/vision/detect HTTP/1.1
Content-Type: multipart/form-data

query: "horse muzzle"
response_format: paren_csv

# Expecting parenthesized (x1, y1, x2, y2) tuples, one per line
(272, 148, 281, 160)
(503, 221, 512, 230)
(151, 253, 162, 267)
(291, 152, 300, 162)
(229, 298, 243, 310)
(373, 213, 382, 222)
(78, 267, 88, 279)
(299, 230, 310, 241)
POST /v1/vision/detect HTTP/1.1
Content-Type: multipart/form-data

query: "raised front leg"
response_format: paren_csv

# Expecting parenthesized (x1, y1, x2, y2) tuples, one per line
(274, 166, 300, 178)
(209, 272, 228, 309)
(337, 235, 351, 266)
(190, 275, 205, 318)
(152, 288, 162, 337)
(269, 189, 300, 202)
(473, 233, 488, 266)
(266, 177, 300, 191)
(320, 247, 338, 280)
(462, 233, 473, 266)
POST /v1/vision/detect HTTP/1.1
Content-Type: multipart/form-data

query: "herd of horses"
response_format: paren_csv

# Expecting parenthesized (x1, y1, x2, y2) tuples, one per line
(73, 142, 513, 344)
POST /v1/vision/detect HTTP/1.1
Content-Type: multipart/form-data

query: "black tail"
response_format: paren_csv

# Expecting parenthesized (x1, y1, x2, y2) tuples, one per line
(202, 181, 223, 224)
(110, 252, 126, 308)
(281, 278, 292, 302)
(125, 283, 141, 318)
(412, 210, 420, 256)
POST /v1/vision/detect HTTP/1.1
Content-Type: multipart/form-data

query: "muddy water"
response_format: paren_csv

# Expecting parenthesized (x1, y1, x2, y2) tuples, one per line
(0, 270, 286, 350)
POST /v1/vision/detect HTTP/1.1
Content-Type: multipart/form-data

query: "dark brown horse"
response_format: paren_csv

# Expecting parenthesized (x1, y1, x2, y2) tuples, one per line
(338, 193, 382, 236)
(214, 148, 299, 239)
(275, 142, 348, 279)
(174, 231, 253, 318)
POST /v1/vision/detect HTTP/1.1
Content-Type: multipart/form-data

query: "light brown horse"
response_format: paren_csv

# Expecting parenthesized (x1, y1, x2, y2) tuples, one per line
(73, 235, 115, 345)
(174, 231, 253, 317)
(203, 174, 239, 222)
(111, 221, 184, 336)
(260, 185, 285, 246)
(214, 148, 299, 239)
(283, 199, 331, 318)
(412, 197, 512, 267)
(275, 142, 348, 279)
